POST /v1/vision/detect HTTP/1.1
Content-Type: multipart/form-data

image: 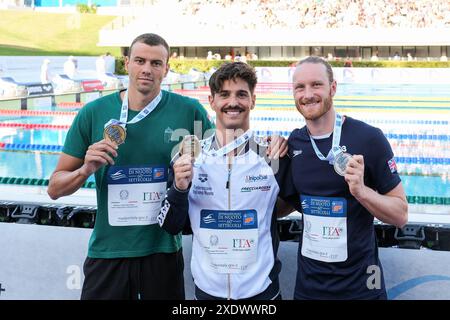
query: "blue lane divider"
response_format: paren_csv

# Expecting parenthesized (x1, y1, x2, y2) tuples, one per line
(386, 133, 449, 141)
(395, 157, 450, 165)
(216, 115, 450, 126)
(253, 130, 450, 143)
(0, 143, 64, 152)
(249, 117, 448, 125)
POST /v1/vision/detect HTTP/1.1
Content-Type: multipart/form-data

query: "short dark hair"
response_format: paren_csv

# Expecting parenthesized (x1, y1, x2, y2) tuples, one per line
(209, 62, 257, 95)
(128, 33, 170, 62)
(296, 56, 334, 83)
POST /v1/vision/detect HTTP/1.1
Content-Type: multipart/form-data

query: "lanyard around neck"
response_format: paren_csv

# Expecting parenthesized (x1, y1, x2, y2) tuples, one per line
(105, 89, 162, 129)
(308, 112, 343, 164)
(203, 130, 253, 157)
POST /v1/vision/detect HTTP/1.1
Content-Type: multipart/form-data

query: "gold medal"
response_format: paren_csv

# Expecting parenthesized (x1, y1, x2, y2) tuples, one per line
(103, 124, 126, 145)
(179, 135, 201, 158)
(333, 152, 352, 176)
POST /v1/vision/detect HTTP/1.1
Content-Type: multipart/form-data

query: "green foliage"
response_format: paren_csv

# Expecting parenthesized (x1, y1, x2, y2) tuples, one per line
(115, 56, 126, 74)
(250, 60, 450, 68)
(76, 3, 98, 14)
(115, 58, 226, 75)
(169, 59, 224, 73)
(115, 58, 450, 75)
(247, 60, 298, 67)
(332, 60, 450, 68)
(0, 10, 118, 56)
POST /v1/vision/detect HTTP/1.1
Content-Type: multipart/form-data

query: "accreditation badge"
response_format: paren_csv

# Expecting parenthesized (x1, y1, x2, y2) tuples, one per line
(179, 135, 201, 159)
(300, 195, 348, 263)
(198, 209, 258, 274)
(104, 124, 126, 145)
(333, 152, 352, 176)
(107, 165, 167, 226)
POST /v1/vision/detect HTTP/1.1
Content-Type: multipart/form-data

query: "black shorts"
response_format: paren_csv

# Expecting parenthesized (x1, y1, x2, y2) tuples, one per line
(81, 249, 185, 300)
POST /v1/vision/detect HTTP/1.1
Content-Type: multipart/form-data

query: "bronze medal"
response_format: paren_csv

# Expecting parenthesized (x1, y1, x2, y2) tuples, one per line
(103, 124, 126, 145)
(179, 135, 201, 158)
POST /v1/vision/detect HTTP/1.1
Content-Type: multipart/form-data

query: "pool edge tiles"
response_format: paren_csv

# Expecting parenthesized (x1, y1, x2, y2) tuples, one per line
(0, 184, 96, 206)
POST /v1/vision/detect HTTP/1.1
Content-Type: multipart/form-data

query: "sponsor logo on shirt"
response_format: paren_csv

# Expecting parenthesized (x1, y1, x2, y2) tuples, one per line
(243, 212, 255, 226)
(292, 149, 303, 157)
(202, 213, 216, 224)
(232, 238, 255, 249)
(331, 201, 344, 214)
(110, 170, 126, 180)
(240, 185, 271, 192)
(209, 234, 219, 246)
(198, 173, 208, 182)
(245, 174, 268, 183)
(153, 167, 165, 179)
(193, 185, 214, 196)
(322, 226, 344, 239)
(301, 199, 309, 210)
(119, 190, 129, 200)
(388, 157, 398, 174)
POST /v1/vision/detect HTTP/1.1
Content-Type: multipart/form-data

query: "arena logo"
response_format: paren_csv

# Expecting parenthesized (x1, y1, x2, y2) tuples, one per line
(26, 83, 54, 96)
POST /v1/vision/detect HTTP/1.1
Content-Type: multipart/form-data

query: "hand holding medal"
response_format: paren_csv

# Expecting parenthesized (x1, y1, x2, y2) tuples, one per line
(179, 135, 201, 159)
(333, 152, 352, 176)
(104, 123, 126, 145)
(173, 135, 200, 191)
(343, 154, 367, 199)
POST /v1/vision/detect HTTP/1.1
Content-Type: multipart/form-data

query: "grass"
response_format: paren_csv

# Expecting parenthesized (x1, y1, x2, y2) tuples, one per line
(0, 10, 121, 56)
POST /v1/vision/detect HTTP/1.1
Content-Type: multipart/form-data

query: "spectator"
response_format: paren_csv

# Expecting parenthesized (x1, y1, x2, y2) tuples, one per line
(40, 59, 51, 84)
(63, 56, 77, 79)
(104, 52, 116, 74)
(344, 57, 353, 67)
(95, 54, 106, 75)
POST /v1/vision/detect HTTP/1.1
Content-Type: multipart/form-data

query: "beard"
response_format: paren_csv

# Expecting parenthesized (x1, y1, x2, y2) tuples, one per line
(296, 94, 333, 121)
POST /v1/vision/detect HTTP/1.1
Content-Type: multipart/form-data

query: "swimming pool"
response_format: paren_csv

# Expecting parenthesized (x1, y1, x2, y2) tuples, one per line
(0, 83, 449, 216)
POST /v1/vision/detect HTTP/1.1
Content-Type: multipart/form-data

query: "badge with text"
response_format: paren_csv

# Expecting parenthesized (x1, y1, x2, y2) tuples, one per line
(104, 123, 126, 145)
(333, 152, 352, 176)
(180, 135, 201, 159)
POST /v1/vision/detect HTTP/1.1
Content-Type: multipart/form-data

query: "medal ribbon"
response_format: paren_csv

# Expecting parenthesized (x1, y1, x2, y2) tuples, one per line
(104, 89, 162, 129)
(308, 112, 343, 164)
(203, 130, 253, 157)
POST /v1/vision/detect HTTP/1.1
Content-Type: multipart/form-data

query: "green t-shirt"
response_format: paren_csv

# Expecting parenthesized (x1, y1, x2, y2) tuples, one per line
(63, 90, 214, 258)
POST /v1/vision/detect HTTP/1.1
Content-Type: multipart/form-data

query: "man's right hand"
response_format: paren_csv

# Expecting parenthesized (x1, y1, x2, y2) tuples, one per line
(173, 154, 194, 191)
(79, 139, 118, 177)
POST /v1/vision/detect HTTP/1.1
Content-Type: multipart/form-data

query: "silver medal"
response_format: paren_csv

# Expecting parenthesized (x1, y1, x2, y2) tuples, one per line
(333, 152, 352, 176)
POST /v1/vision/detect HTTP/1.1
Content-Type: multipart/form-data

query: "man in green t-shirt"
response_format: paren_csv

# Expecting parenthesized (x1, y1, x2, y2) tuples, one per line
(48, 33, 214, 300)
